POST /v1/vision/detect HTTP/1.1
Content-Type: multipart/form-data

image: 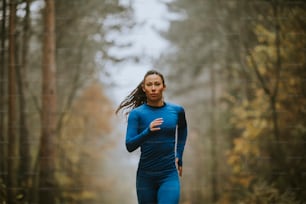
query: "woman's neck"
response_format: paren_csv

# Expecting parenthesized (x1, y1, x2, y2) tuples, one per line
(146, 100, 164, 107)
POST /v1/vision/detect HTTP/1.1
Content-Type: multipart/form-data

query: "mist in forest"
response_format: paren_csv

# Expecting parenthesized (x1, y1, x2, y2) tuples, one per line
(1, 0, 305, 204)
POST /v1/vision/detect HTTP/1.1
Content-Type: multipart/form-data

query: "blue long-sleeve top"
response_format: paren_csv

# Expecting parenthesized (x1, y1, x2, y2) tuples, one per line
(126, 102, 188, 172)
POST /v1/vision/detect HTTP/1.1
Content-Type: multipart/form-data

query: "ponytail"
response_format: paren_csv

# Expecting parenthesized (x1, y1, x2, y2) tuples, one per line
(115, 81, 146, 116)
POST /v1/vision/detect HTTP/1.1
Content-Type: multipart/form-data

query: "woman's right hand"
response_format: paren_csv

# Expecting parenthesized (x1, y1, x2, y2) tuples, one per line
(150, 118, 163, 131)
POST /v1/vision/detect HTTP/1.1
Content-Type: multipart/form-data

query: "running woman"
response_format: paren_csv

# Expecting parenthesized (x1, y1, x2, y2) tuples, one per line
(116, 70, 188, 204)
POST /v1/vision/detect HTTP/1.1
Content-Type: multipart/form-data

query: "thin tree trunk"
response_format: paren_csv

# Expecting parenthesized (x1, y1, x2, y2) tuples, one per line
(210, 64, 218, 203)
(244, 1, 281, 142)
(271, 0, 281, 141)
(209, 1, 219, 201)
(7, 0, 18, 203)
(56, 37, 86, 134)
(38, 0, 57, 203)
(269, 0, 282, 183)
(18, 0, 31, 201)
(0, 0, 7, 184)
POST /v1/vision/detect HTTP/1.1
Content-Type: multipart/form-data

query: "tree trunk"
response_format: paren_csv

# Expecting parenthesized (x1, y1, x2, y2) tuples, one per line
(7, 0, 18, 203)
(39, 0, 57, 203)
(210, 64, 218, 203)
(271, 0, 281, 141)
(17, 0, 31, 201)
(0, 0, 7, 184)
(209, 1, 219, 201)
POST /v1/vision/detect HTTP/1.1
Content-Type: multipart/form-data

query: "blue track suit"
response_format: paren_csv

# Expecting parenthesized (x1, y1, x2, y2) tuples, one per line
(126, 102, 188, 204)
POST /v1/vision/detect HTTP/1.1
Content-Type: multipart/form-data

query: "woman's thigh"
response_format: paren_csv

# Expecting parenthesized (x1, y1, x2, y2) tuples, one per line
(157, 172, 180, 204)
(136, 173, 157, 204)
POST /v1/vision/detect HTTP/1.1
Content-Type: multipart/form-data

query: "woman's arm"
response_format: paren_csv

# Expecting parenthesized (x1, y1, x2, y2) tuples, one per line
(176, 107, 188, 167)
(125, 111, 151, 152)
(126, 111, 163, 152)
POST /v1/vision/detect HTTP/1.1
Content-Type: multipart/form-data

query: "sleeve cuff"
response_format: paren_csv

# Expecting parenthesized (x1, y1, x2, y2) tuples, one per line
(177, 158, 183, 166)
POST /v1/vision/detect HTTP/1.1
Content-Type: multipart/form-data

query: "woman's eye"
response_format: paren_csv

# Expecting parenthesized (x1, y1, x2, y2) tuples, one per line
(145, 82, 161, 86)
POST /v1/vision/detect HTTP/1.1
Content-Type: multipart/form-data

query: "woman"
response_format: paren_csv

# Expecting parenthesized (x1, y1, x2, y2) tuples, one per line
(116, 70, 188, 204)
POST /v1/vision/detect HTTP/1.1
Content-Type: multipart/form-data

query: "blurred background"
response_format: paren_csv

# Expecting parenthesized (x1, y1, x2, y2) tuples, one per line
(0, 0, 305, 203)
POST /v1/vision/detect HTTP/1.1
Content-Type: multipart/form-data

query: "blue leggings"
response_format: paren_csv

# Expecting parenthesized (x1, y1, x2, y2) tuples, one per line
(136, 170, 180, 204)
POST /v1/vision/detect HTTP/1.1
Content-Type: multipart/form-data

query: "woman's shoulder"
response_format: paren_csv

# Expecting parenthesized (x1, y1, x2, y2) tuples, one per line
(128, 105, 145, 120)
(166, 102, 185, 111)
(130, 104, 147, 114)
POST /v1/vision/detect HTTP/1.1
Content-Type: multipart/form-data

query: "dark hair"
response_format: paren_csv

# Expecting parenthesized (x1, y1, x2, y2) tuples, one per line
(115, 70, 165, 116)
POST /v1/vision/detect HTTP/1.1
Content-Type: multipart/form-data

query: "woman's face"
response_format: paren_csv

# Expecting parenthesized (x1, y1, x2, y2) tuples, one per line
(142, 74, 165, 103)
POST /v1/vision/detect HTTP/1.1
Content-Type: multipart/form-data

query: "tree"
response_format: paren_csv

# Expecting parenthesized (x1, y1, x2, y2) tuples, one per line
(38, 0, 57, 203)
(0, 0, 7, 187)
(17, 0, 31, 196)
(57, 81, 115, 203)
(7, 0, 18, 203)
(157, 0, 231, 202)
(227, 0, 306, 202)
(54, 0, 131, 135)
(158, 0, 306, 203)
